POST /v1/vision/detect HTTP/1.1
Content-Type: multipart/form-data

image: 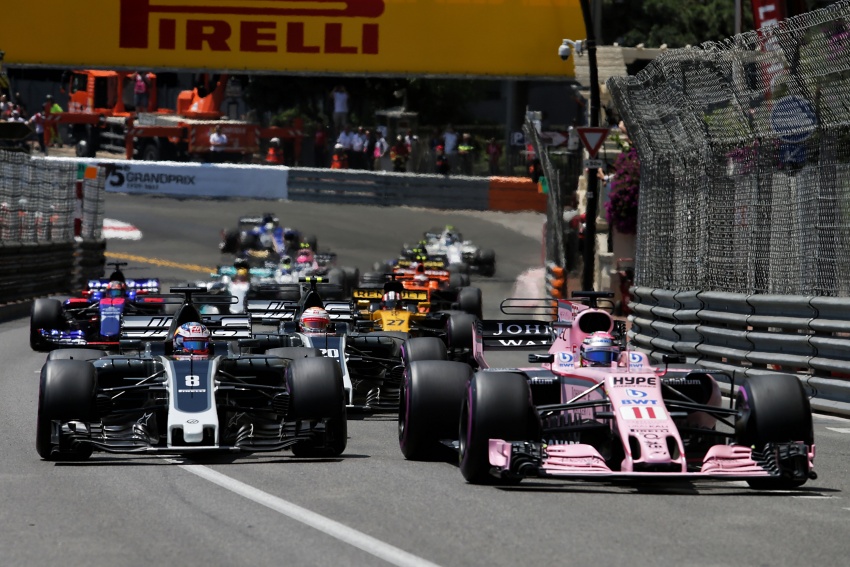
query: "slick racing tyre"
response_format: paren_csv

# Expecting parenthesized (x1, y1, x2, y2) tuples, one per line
(459, 372, 538, 484)
(399, 361, 471, 460)
(30, 298, 65, 352)
(287, 357, 347, 457)
(36, 360, 96, 461)
(400, 337, 447, 366)
(735, 374, 813, 490)
(476, 249, 496, 277)
(446, 312, 478, 352)
(457, 287, 483, 319)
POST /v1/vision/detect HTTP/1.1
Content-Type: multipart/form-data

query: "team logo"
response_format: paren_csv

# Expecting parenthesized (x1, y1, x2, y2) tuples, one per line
(119, 0, 385, 55)
(626, 389, 647, 398)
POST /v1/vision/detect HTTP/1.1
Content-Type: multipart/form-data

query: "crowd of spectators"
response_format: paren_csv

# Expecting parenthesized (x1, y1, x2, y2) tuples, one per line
(0, 92, 63, 154)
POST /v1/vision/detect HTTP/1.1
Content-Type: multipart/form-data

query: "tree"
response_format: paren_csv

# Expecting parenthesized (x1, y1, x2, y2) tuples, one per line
(601, 0, 754, 48)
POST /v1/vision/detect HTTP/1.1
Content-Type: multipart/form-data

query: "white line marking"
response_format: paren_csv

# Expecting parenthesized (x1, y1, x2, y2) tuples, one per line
(793, 496, 836, 499)
(825, 427, 850, 434)
(180, 464, 443, 567)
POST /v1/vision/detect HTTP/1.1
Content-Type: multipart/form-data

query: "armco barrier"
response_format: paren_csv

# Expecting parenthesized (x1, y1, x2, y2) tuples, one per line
(286, 168, 490, 210)
(629, 287, 850, 417)
(0, 241, 76, 303)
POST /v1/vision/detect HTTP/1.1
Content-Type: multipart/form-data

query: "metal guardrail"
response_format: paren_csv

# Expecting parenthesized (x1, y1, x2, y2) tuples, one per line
(0, 241, 76, 303)
(287, 168, 491, 210)
(629, 287, 850, 417)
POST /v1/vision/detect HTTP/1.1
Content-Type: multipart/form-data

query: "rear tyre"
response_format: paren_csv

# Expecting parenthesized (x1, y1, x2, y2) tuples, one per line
(477, 249, 496, 276)
(735, 374, 813, 490)
(287, 357, 347, 457)
(446, 312, 478, 352)
(140, 142, 160, 161)
(36, 360, 96, 460)
(30, 298, 65, 351)
(459, 372, 536, 484)
(401, 337, 447, 366)
(457, 287, 483, 319)
(399, 361, 471, 460)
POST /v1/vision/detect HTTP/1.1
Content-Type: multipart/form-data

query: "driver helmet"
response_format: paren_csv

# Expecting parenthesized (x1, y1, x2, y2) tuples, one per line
(234, 267, 249, 283)
(280, 255, 292, 271)
(296, 248, 314, 264)
(382, 291, 402, 310)
(107, 280, 126, 298)
(300, 306, 330, 334)
(580, 331, 619, 367)
(173, 322, 210, 356)
(283, 228, 298, 245)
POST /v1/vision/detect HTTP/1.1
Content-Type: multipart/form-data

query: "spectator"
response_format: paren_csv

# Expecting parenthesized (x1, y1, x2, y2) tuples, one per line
(44, 95, 63, 148)
(27, 109, 47, 154)
(351, 126, 367, 169)
(0, 94, 8, 116)
(209, 124, 228, 162)
(265, 137, 284, 165)
(330, 85, 349, 138)
(13, 92, 27, 118)
(133, 71, 152, 111)
(364, 129, 377, 171)
(314, 122, 327, 167)
(390, 135, 409, 172)
(435, 145, 450, 176)
(443, 124, 458, 172)
(458, 133, 476, 175)
(373, 131, 389, 171)
(331, 143, 348, 169)
(9, 109, 24, 123)
(486, 138, 502, 175)
(336, 125, 354, 167)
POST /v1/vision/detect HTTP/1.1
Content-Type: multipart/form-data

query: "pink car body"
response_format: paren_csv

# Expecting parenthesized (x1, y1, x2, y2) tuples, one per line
(467, 294, 815, 487)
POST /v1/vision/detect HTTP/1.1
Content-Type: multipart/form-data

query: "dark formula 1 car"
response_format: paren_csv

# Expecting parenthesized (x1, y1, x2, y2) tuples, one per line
(247, 278, 461, 412)
(30, 262, 166, 352)
(219, 212, 318, 259)
(399, 292, 816, 489)
(36, 288, 346, 461)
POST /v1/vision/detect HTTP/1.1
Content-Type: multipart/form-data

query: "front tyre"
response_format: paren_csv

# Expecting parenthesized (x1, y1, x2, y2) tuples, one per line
(36, 360, 96, 460)
(459, 372, 537, 484)
(287, 357, 347, 457)
(30, 298, 65, 351)
(399, 361, 471, 460)
(735, 374, 813, 490)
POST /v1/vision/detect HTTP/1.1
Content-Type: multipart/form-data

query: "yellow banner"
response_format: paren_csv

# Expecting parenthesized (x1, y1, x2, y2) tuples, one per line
(6, 0, 585, 77)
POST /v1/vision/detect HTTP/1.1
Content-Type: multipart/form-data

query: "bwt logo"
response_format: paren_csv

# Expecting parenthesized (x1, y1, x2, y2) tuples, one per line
(119, 0, 385, 54)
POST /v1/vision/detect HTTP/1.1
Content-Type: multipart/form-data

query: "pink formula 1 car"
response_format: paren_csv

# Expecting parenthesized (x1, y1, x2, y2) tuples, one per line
(399, 292, 816, 489)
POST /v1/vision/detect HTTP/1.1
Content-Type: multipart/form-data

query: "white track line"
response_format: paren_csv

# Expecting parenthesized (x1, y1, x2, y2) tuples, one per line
(180, 464, 443, 567)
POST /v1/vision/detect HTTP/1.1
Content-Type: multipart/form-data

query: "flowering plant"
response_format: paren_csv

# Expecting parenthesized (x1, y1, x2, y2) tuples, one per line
(604, 147, 640, 235)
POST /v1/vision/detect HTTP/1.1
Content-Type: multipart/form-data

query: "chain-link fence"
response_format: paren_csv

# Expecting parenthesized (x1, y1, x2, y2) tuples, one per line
(608, 0, 850, 296)
(524, 116, 565, 278)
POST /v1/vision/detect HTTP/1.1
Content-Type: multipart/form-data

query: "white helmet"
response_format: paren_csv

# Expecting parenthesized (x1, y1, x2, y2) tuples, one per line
(382, 291, 402, 310)
(173, 322, 211, 356)
(300, 306, 330, 333)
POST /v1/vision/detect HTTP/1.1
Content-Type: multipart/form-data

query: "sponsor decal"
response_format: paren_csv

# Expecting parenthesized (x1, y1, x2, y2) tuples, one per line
(558, 352, 574, 363)
(628, 352, 643, 368)
(664, 377, 702, 386)
(611, 376, 657, 387)
(119, 0, 384, 55)
(619, 406, 666, 420)
(626, 389, 647, 398)
(621, 399, 659, 406)
(491, 322, 550, 336)
(178, 388, 208, 393)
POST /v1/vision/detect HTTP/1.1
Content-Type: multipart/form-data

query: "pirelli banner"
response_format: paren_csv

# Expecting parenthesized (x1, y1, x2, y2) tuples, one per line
(5, 0, 585, 78)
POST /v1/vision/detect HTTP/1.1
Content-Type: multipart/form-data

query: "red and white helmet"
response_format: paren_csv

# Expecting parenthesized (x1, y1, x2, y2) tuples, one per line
(107, 280, 126, 298)
(300, 306, 330, 333)
(580, 331, 619, 367)
(382, 291, 402, 310)
(173, 322, 210, 356)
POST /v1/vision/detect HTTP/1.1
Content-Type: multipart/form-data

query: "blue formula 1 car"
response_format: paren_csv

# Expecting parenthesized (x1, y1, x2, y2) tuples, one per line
(29, 262, 167, 352)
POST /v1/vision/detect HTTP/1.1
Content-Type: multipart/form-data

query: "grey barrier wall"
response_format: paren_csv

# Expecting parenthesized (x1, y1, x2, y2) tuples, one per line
(286, 168, 491, 210)
(629, 287, 850, 416)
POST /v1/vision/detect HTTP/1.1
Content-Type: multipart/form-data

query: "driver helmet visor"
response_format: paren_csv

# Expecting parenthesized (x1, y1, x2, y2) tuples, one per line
(583, 349, 617, 365)
(179, 339, 209, 354)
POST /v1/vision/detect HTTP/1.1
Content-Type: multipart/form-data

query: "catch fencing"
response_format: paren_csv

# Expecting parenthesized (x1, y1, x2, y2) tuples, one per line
(606, 1, 850, 415)
(0, 150, 106, 307)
